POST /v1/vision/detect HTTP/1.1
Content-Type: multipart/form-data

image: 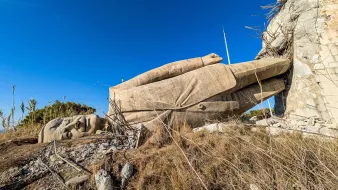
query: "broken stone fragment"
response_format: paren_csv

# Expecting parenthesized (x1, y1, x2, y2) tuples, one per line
(192, 123, 228, 133)
(104, 146, 118, 154)
(307, 117, 315, 126)
(95, 169, 113, 190)
(65, 175, 89, 186)
(272, 123, 281, 128)
(319, 127, 338, 138)
(267, 127, 286, 135)
(249, 116, 258, 122)
(250, 184, 261, 190)
(121, 162, 134, 188)
(256, 120, 268, 126)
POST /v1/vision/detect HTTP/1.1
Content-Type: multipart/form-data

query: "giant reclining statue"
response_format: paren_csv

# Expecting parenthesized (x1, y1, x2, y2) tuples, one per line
(108, 53, 290, 131)
(38, 54, 290, 143)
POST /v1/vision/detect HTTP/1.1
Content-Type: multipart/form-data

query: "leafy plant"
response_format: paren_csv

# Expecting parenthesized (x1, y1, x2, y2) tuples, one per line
(19, 101, 96, 127)
(242, 108, 274, 120)
(20, 101, 25, 120)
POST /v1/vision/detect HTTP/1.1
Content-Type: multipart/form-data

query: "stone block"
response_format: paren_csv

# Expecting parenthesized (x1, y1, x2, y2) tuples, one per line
(319, 127, 338, 137)
(329, 44, 338, 56)
(315, 74, 330, 82)
(314, 64, 325, 70)
(303, 125, 321, 133)
(193, 123, 228, 133)
(256, 120, 268, 126)
(320, 81, 338, 95)
(267, 127, 285, 136)
(66, 175, 89, 186)
(327, 68, 336, 74)
(319, 46, 331, 58)
(317, 103, 327, 112)
(329, 61, 338, 68)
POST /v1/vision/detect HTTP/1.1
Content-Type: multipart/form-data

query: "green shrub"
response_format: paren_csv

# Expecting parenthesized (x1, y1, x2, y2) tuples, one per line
(18, 100, 96, 127)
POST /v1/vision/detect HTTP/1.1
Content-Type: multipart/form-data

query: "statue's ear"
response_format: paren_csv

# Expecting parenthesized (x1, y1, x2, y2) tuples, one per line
(74, 121, 79, 129)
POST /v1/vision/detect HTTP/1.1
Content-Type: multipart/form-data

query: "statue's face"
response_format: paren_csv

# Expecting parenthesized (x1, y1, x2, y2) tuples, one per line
(41, 115, 101, 143)
(62, 117, 87, 140)
(75, 118, 86, 132)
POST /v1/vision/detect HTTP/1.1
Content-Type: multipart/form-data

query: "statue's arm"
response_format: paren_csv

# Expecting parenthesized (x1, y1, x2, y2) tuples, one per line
(63, 116, 82, 131)
(114, 53, 223, 90)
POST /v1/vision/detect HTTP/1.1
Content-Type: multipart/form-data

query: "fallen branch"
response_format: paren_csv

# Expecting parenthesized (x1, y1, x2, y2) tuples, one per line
(53, 140, 82, 172)
(38, 158, 68, 189)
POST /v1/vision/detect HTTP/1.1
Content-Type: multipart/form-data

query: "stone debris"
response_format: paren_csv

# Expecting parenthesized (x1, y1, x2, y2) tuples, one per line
(256, 119, 268, 126)
(255, 117, 338, 138)
(0, 132, 139, 189)
(65, 174, 89, 186)
(95, 169, 113, 190)
(193, 116, 338, 138)
(249, 116, 258, 122)
(250, 184, 261, 190)
(121, 162, 134, 188)
(0, 159, 50, 189)
(192, 123, 229, 133)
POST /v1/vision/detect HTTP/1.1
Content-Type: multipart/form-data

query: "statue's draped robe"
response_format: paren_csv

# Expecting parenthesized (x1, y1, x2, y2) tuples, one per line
(108, 54, 290, 130)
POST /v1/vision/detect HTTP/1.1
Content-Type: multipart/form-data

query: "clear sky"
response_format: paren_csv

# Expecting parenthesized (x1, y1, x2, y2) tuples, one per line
(0, 0, 275, 126)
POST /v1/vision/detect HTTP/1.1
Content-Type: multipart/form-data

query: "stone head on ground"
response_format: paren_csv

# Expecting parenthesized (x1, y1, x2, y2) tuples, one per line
(38, 114, 104, 143)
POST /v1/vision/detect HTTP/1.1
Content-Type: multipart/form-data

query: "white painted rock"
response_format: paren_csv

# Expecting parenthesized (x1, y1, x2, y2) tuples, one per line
(256, 120, 268, 126)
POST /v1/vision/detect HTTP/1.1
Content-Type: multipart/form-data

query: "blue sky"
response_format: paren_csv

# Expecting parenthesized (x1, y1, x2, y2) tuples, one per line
(0, 0, 274, 126)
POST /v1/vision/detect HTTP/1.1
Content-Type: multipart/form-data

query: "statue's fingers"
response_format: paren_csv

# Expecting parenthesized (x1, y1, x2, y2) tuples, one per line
(202, 53, 223, 66)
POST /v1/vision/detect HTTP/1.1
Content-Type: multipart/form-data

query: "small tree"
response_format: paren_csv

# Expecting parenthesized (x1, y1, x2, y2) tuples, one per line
(6, 114, 11, 130)
(11, 84, 15, 131)
(0, 109, 4, 130)
(27, 98, 37, 126)
(20, 101, 25, 120)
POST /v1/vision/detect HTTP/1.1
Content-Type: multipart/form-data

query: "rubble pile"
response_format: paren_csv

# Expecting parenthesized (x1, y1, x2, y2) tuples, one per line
(0, 129, 139, 190)
(256, 117, 338, 138)
(193, 117, 338, 139)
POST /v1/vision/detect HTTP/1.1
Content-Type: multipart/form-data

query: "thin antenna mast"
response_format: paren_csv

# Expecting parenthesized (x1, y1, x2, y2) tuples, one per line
(222, 26, 231, 65)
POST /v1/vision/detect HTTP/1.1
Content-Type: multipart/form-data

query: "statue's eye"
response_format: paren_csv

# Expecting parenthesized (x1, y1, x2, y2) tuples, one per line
(67, 132, 72, 139)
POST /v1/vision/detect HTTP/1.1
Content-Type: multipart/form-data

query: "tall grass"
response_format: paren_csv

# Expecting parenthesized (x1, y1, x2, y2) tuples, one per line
(115, 125, 338, 189)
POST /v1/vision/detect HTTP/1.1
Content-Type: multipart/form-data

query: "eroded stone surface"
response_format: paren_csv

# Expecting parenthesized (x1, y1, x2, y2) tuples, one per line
(258, 0, 338, 124)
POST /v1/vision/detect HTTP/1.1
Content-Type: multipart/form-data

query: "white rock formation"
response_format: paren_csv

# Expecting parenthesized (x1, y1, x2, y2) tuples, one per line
(258, 0, 338, 125)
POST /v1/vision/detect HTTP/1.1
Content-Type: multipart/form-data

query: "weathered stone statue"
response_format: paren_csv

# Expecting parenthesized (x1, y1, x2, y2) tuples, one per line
(38, 114, 103, 143)
(108, 53, 291, 131)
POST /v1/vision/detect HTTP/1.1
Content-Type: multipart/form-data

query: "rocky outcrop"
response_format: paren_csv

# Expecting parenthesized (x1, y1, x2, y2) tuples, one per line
(258, 0, 338, 125)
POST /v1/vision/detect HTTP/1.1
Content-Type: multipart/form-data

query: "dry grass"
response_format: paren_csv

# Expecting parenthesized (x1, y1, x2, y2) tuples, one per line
(0, 124, 41, 142)
(261, 0, 287, 22)
(115, 124, 338, 190)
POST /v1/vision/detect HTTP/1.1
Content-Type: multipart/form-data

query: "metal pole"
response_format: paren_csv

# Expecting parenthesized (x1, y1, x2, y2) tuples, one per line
(222, 26, 231, 65)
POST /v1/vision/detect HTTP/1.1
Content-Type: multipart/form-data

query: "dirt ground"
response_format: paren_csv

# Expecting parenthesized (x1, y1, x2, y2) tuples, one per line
(0, 138, 47, 173)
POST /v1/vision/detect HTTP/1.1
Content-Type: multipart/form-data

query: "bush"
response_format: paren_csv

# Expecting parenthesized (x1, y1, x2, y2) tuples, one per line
(19, 101, 96, 127)
(242, 108, 273, 121)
